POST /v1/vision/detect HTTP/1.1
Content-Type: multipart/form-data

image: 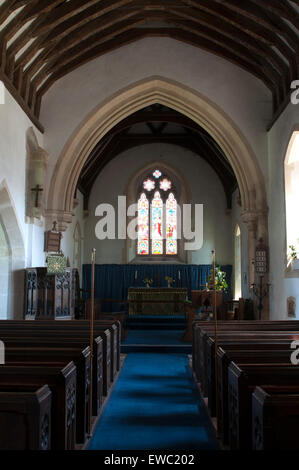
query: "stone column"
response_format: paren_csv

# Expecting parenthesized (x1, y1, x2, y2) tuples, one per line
(242, 209, 270, 320)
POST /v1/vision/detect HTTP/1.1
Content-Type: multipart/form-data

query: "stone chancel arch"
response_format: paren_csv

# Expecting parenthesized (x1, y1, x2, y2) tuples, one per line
(47, 77, 267, 233)
(46, 77, 268, 285)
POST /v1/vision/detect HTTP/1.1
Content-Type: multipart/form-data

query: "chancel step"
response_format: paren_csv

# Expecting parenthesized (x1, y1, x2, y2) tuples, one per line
(125, 315, 187, 330)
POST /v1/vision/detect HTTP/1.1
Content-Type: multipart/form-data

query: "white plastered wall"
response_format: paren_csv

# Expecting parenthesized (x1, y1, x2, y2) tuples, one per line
(0, 86, 45, 268)
(40, 37, 272, 198)
(231, 190, 250, 300)
(84, 143, 232, 265)
(1, 37, 282, 316)
(268, 102, 299, 319)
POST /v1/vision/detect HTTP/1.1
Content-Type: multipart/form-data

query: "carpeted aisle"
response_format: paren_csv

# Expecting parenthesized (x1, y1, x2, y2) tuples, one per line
(88, 351, 219, 450)
(122, 329, 189, 345)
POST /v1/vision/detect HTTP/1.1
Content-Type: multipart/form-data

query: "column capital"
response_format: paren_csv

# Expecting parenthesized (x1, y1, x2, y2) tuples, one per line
(241, 210, 258, 232)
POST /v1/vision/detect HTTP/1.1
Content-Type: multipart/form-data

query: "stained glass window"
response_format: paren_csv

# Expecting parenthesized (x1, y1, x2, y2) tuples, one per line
(137, 170, 178, 257)
(137, 193, 149, 255)
(160, 178, 172, 192)
(153, 169, 162, 179)
(143, 179, 155, 192)
(151, 191, 163, 255)
(166, 193, 177, 255)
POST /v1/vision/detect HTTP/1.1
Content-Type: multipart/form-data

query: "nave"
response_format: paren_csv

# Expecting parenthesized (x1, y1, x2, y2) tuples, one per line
(2, 310, 299, 451)
(89, 324, 218, 450)
(0, 0, 298, 454)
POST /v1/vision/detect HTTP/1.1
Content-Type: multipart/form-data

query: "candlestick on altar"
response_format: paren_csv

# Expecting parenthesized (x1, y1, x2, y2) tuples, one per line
(178, 270, 181, 287)
(88, 248, 96, 438)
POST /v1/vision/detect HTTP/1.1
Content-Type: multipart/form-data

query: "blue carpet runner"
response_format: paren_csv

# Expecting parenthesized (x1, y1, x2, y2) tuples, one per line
(121, 329, 191, 353)
(89, 350, 219, 450)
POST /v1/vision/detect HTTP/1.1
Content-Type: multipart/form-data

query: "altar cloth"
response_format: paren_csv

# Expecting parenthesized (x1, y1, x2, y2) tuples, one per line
(128, 287, 187, 315)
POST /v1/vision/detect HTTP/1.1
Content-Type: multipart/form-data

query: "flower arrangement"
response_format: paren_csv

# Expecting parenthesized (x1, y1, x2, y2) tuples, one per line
(208, 266, 228, 292)
(165, 276, 175, 287)
(143, 278, 153, 288)
(288, 242, 298, 260)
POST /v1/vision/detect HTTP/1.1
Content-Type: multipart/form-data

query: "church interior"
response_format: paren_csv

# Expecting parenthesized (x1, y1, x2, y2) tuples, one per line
(0, 0, 299, 453)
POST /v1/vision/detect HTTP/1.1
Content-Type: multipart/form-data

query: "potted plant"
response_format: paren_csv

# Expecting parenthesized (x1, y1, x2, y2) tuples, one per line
(208, 266, 228, 292)
(143, 278, 153, 288)
(165, 276, 175, 288)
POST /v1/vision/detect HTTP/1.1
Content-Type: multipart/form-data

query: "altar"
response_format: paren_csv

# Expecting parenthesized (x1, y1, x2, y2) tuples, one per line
(128, 287, 188, 316)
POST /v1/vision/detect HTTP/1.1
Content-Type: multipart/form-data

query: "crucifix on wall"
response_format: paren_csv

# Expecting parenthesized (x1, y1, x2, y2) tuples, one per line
(31, 184, 43, 208)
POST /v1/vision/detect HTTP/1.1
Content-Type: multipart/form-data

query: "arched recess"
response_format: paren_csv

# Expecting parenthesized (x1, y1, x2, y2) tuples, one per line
(0, 180, 26, 319)
(284, 128, 299, 264)
(46, 76, 268, 293)
(234, 224, 242, 300)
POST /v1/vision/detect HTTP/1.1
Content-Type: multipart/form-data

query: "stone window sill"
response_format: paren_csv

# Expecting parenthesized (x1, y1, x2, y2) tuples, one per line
(285, 258, 299, 277)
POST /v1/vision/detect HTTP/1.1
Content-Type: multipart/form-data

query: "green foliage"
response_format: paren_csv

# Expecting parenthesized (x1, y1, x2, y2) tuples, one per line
(208, 265, 228, 292)
(289, 243, 298, 260)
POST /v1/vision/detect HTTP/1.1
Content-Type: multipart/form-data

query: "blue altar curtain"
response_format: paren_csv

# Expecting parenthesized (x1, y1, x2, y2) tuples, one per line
(82, 264, 232, 312)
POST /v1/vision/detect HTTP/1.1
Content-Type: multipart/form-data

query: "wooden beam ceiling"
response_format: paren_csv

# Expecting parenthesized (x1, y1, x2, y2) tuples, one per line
(0, 0, 298, 132)
(78, 105, 238, 210)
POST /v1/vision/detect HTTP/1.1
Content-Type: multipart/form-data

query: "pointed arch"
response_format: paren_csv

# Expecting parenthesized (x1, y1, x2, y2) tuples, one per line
(234, 223, 242, 300)
(0, 180, 25, 319)
(46, 76, 268, 241)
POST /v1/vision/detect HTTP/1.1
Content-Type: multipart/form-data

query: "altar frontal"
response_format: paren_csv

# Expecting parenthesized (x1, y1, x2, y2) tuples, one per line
(128, 287, 187, 316)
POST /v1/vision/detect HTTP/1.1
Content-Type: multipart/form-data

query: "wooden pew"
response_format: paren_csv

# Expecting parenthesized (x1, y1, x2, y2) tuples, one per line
(252, 385, 299, 450)
(203, 334, 298, 398)
(32, 319, 121, 375)
(0, 329, 109, 396)
(228, 363, 299, 450)
(0, 319, 122, 448)
(0, 385, 52, 450)
(191, 321, 299, 449)
(40, 319, 121, 377)
(60, 320, 120, 378)
(0, 362, 76, 450)
(194, 323, 299, 393)
(4, 346, 92, 444)
(192, 320, 299, 383)
(0, 319, 119, 383)
(0, 334, 105, 404)
(206, 334, 297, 416)
(216, 346, 293, 445)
